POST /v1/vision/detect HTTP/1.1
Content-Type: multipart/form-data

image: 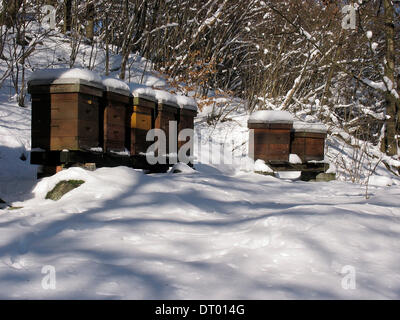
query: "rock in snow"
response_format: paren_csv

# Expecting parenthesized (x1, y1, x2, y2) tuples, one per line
(0, 198, 8, 209)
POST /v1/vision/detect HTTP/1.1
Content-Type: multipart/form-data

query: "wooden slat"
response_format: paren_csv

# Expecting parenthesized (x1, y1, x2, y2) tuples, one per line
(250, 128, 292, 162)
(104, 124, 125, 148)
(104, 91, 130, 104)
(254, 133, 290, 144)
(293, 132, 326, 139)
(51, 103, 78, 120)
(31, 93, 51, 149)
(133, 105, 154, 114)
(180, 109, 197, 117)
(51, 92, 78, 102)
(248, 123, 293, 130)
(29, 84, 103, 97)
(50, 136, 99, 151)
(304, 138, 325, 161)
(50, 119, 98, 137)
(50, 136, 79, 150)
(132, 97, 156, 109)
(290, 136, 306, 161)
(104, 105, 126, 125)
(157, 103, 178, 114)
(104, 141, 126, 152)
(290, 134, 325, 162)
(131, 128, 151, 155)
(131, 113, 151, 130)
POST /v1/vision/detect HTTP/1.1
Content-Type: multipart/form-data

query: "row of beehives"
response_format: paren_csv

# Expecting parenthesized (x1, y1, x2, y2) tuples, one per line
(27, 69, 197, 158)
(248, 111, 328, 163)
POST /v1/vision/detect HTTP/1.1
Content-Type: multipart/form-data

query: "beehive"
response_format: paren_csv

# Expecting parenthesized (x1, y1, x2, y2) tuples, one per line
(28, 70, 104, 151)
(130, 92, 157, 156)
(101, 78, 131, 153)
(177, 97, 197, 159)
(248, 110, 294, 162)
(290, 122, 327, 162)
(155, 96, 179, 157)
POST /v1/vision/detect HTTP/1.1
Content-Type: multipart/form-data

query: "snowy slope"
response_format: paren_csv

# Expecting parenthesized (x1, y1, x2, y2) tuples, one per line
(0, 167, 399, 299)
(0, 96, 37, 203)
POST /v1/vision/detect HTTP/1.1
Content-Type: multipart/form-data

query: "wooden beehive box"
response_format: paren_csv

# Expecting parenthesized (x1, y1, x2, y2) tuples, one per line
(248, 111, 294, 162)
(101, 79, 131, 153)
(290, 122, 327, 162)
(155, 97, 179, 156)
(130, 93, 157, 155)
(177, 98, 197, 153)
(28, 76, 104, 152)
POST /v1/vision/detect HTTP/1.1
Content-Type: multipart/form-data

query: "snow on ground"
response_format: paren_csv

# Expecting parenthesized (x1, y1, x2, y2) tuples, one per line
(0, 97, 37, 204)
(0, 166, 399, 299)
(1, 23, 400, 299)
(1, 75, 400, 299)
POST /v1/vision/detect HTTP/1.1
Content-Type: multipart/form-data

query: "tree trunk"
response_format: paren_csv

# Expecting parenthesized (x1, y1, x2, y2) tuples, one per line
(63, 0, 72, 34)
(85, 2, 94, 42)
(381, 0, 399, 156)
(321, 33, 343, 108)
(1, 0, 22, 28)
(105, 16, 109, 76)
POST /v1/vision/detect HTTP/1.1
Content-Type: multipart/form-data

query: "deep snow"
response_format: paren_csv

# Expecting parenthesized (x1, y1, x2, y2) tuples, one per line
(0, 23, 400, 299)
(0, 166, 399, 299)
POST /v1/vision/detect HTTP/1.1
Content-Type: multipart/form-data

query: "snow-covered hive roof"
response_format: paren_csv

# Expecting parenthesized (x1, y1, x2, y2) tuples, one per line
(28, 68, 104, 90)
(130, 83, 157, 102)
(130, 83, 180, 108)
(28, 68, 197, 109)
(293, 121, 328, 134)
(176, 95, 197, 111)
(248, 110, 294, 124)
(102, 77, 130, 96)
(154, 89, 179, 108)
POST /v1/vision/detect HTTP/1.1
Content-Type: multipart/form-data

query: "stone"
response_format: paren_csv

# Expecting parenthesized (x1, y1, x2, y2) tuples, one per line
(316, 173, 336, 182)
(0, 198, 8, 209)
(255, 171, 275, 177)
(45, 180, 85, 201)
